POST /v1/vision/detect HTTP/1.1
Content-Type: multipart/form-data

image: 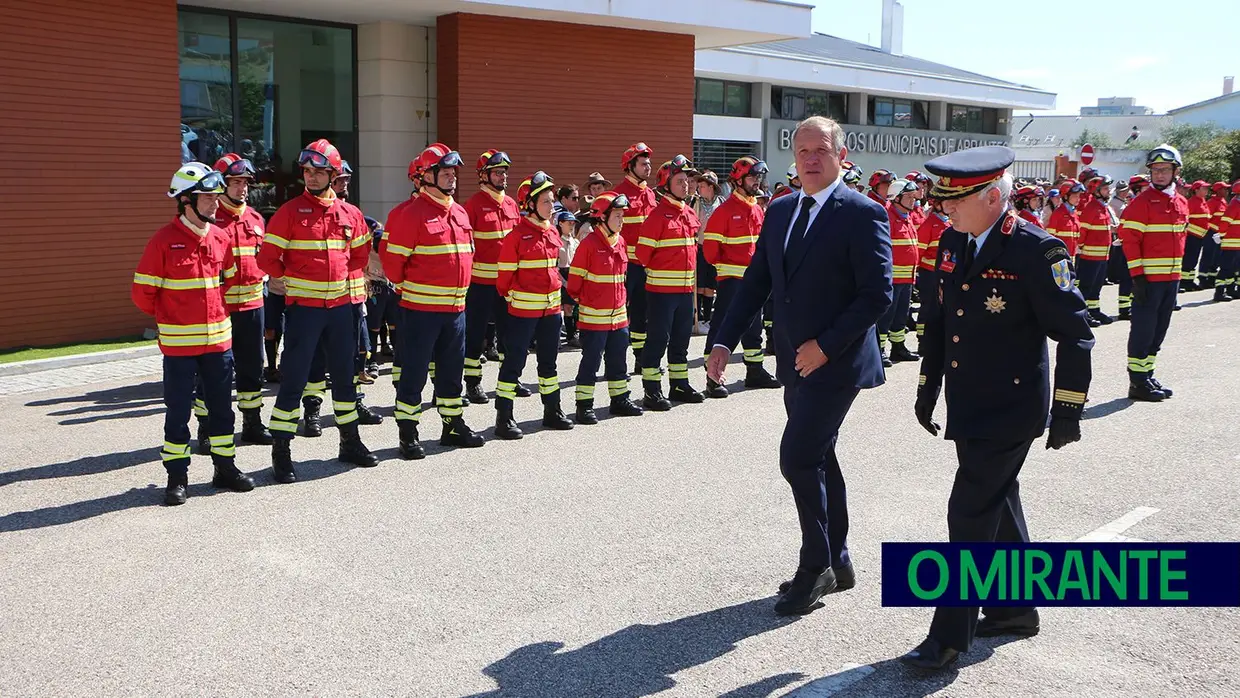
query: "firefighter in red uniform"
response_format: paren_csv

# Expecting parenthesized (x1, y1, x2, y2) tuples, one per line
(567, 192, 645, 423)
(1201, 181, 1230, 290)
(209, 154, 273, 446)
(382, 156, 430, 394)
(256, 139, 379, 480)
(612, 143, 658, 372)
(1012, 185, 1042, 226)
(772, 164, 800, 200)
(905, 171, 931, 227)
(701, 155, 781, 397)
(1112, 175, 1150, 318)
(133, 163, 255, 505)
(1078, 175, 1116, 325)
(463, 149, 523, 404)
(1180, 181, 1212, 291)
(637, 155, 706, 410)
(381, 143, 486, 459)
(914, 197, 949, 339)
(1216, 181, 1240, 301)
(868, 170, 894, 209)
(331, 160, 385, 422)
(493, 172, 575, 438)
(878, 178, 921, 365)
(1046, 179, 1084, 259)
(1119, 145, 1189, 402)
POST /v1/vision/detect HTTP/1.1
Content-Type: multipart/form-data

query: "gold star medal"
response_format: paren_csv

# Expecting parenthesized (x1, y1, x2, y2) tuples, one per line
(985, 292, 1006, 314)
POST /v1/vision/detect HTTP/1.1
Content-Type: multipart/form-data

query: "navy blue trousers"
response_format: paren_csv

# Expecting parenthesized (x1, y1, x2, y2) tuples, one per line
(915, 271, 938, 338)
(780, 382, 860, 571)
(1110, 246, 1133, 312)
(1200, 234, 1221, 282)
(1182, 234, 1205, 282)
(194, 307, 264, 416)
(929, 437, 1034, 651)
(396, 308, 466, 422)
(1127, 280, 1178, 377)
(1217, 249, 1240, 285)
(464, 283, 508, 381)
(498, 313, 562, 404)
(878, 283, 913, 344)
(1077, 259, 1108, 311)
(575, 327, 631, 405)
(641, 292, 694, 388)
(271, 304, 359, 437)
(705, 279, 764, 365)
(625, 265, 648, 356)
(163, 350, 235, 474)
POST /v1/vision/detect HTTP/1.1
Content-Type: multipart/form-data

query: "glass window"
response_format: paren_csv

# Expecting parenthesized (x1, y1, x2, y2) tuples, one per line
(178, 11, 233, 165)
(724, 82, 750, 117)
(695, 79, 724, 115)
(828, 93, 848, 122)
(949, 105, 969, 132)
(983, 108, 999, 134)
(893, 101, 912, 128)
(870, 98, 895, 127)
(693, 139, 759, 186)
(912, 101, 929, 129)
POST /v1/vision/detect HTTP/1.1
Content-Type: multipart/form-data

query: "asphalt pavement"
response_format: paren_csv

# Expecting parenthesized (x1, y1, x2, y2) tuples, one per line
(1, 285, 1238, 697)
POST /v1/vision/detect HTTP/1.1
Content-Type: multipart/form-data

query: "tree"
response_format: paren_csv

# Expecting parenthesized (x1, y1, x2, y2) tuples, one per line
(1072, 128, 1114, 149)
(1163, 122, 1240, 183)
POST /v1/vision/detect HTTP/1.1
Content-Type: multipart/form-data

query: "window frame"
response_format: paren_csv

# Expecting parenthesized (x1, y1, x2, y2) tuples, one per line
(696, 78, 751, 117)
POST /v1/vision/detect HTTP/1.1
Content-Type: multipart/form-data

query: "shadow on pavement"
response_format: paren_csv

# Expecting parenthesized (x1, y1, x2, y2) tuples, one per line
(0, 447, 161, 488)
(463, 598, 799, 698)
(23, 381, 166, 426)
(1082, 397, 1134, 420)
(58, 407, 167, 426)
(1177, 298, 1224, 310)
(721, 672, 808, 698)
(26, 381, 163, 408)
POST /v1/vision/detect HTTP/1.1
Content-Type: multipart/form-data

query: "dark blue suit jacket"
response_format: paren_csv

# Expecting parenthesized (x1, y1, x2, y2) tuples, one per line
(715, 184, 894, 389)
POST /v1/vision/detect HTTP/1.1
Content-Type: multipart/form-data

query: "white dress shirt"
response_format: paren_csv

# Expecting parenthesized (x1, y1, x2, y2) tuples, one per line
(784, 175, 843, 250)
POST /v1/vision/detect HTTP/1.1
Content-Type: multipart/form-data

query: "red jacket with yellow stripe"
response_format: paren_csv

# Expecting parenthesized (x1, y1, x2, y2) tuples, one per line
(497, 216, 562, 318)
(701, 191, 763, 280)
(257, 191, 369, 308)
(612, 175, 658, 262)
(215, 201, 266, 312)
(338, 199, 370, 304)
(132, 217, 234, 356)
(566, 229, 628, 330)
(887, 206, 918, 284)
(1118, 186, 1189, 281)
(1221, 198, 1240, 251)
(636, 196, 700, 294)
(1045, 204, 1081, 257)
(1186, 195, 1211, 239)
(1078, 198, 1113, 262)
(464, 186, 520, 285)
(1210, 195, 1228, 232)
(916, 212, 949, 273)
(381, 191, 474, 313)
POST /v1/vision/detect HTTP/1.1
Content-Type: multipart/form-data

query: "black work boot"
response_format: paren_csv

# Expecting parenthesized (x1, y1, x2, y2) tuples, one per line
(398, 420, 425, 460)
(514, 382, 533, 398)
(211, 458, 255, 492)
(271, 437, 296, 484)
(240, 409, 274, 445)
(1214, 286, 1233, 302)
(196, 419, 211, 455)
(542, 394, 575, 430)
(1149, 371, 1173, 398)
(465, 378, 490, 405)
(744, 364, 782, 389)
(495, 398, 523, 440)
(609, 393, 644, 417)
(642, 380, 672, 412)
(668, 383, 705, 404)
(890, 341, 920, 363)
(1128, 376, 1167, 402)
(356, 395, 384, 425)
(441, 415, 485, 448)
(705, 378, 730, 398)
(632, 352, 643, 375)
(164, 470, 188, 506)
(301, 396, 323, 437)
(338, 423, 379, 467)
(1118, 307, 1131, 320)
(575, 399, 599, 425)
(1091, 309, 1115, 325)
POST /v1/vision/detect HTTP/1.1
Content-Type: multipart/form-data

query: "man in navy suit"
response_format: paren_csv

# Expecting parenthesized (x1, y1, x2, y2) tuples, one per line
(707, 115, 894, 616)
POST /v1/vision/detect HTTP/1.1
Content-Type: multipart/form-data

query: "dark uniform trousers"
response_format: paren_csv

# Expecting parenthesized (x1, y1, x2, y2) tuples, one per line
(1182, 234, 1205, 283)
(877, 283, 913, 346)
(1199, 233, 1220, 285)
(1109, 245, 1133, 313)
(498, 313, 562, 404)
(1217, 249, 1239, 287)
(305, 305, 369, 395)
(915, 272, 938, 337)
(780, 381, 859, 571)
(165, 350, 236, 474)
(464, 283, 508, 381)
(354, 302, 369, 376)
(929, 438, 1035, 651)
(625, 265, 648, 358)
(641, 292, 694, 389)
(194, 307, 264, 418)
(263, 289, 286, 368)
(1076, 259, 1109, 312)
(270, 304, 359, 437)
(396, 308, 466, 423)
(575, 327, 631, 405)
(1127, 280, 1178, 379)
(705, 279, 764, 365)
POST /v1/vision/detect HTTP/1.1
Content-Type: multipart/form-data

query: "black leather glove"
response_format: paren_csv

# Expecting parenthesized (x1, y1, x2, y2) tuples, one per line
(1046, 416, 1081, 450)
(914, 383, 941, 436)
(1132, 275, 1149, 304)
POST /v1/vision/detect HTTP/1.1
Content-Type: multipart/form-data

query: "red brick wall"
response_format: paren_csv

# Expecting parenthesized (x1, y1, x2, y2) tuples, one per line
(0, 0, 180, 349)
(438, 13, 695, 202)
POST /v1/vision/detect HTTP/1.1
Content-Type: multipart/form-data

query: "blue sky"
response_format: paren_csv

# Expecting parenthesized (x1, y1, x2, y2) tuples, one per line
(809, 0, 1234, 115)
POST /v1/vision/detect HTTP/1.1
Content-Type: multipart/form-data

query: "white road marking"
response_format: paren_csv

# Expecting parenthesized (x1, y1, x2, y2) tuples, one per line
(1075, 506, 1160, 542)
(784, 664, 876, 697)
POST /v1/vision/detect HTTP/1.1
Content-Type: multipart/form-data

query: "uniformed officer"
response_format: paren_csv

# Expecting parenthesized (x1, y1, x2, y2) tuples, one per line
(904, 145, 1094, 671)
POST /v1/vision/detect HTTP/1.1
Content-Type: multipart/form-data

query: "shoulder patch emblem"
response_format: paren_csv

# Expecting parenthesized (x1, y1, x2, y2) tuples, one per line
(1045, 246, 1069, 262)
(939, 249, 956, 273)
(1051, 258, 1073, 291)
(1001, 214, 1016, 235)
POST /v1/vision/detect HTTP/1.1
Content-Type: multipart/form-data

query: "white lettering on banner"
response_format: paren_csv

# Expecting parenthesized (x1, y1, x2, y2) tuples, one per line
(781, 127, 1006, 156)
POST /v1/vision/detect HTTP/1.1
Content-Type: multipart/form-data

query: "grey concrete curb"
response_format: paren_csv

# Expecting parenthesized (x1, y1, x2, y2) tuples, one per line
(0, 344, 162, 377)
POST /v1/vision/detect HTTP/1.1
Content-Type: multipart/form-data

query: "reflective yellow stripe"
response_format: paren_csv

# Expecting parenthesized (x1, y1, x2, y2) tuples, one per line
(639, 236, 695, 248)
(715, 263, 747, 279)
(225, 282, 264, 304)
(1080, 246, 1110, 257)
(262, 233, 290, 249)
(160, 276, 221, 291)
(507, 289, 560, 310)
(585, 273, 624, 283)
(284, 276, 349, 299)
(891, 238, 918, 246)
(386, 243, 414, 257)
(414, 243, 471, 255)
(158, 320, 232, 347)
(474, 228, 510, 240)
(645, 269, 695, 286)
(578, 305, 627, 323)
(622, 215, 646, 225)
(232, 245, 258, 257)
(133, 272, 164, 287)
(517, 258, 556, 269)
(286, 239, 348, 251)
(399, 281, 468, 306)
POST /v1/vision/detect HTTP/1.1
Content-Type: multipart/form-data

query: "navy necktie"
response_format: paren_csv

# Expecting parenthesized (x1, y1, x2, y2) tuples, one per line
(784, 197, 817, 273)
(965, 237, 978, 270)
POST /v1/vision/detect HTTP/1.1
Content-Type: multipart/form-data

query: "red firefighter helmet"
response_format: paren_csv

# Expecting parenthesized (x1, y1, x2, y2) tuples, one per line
(586, 191, 630, 221)
(516, 171, 556, 210)
(1086, 174, 1113, 194)
(621, 142, 653, 172)
(1059, 178, 1086, 197)
(1013, 185, 1037, 201)
(869, 169, 895, 190)
(298, 138, 343, 171)
(655, 154, 698, 190)
(476, 149, 512, 177)
(415, 143, 463, 180)
(728, 156, 768, 183)
(1231, 181, 1240, 195)
(213, 153, 256, 179)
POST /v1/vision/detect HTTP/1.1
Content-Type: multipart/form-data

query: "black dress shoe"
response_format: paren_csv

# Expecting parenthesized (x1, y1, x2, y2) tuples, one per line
(976, 610, 1040, 638)
(902, 638, 960, 671)
(780, 564, 854, 594)
(774, 567, 837, 616)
